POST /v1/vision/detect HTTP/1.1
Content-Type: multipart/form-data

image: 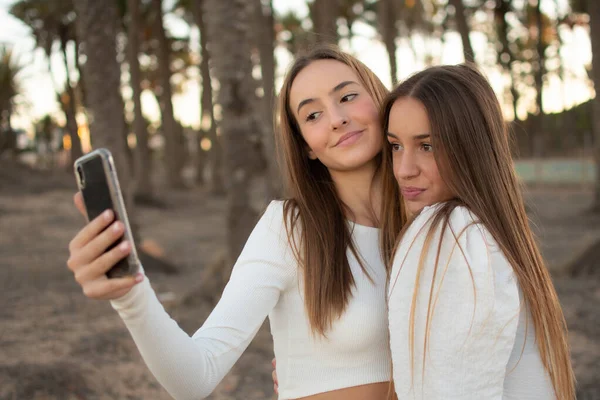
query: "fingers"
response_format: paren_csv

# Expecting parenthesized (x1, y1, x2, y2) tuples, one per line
(81, 274, 142, 300)
(74, 192, 87, 218)
(271, 357, 278, 394)
(73, 240, 132, 284)
(68, 209, 116, 256)
(68, 191, 142, 301)
(69, 221, 126, 273)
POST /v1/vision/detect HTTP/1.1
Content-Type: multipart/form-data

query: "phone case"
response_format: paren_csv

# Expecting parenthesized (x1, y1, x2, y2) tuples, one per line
(74, 148, 140, 278)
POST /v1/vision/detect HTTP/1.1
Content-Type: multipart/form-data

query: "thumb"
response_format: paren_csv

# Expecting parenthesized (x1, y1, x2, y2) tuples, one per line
(73, 192, 87, 219)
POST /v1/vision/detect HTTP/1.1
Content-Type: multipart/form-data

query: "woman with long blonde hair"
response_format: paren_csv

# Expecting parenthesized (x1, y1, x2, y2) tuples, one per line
(382, 64, 575, 399)
(65, 45, 404, 400)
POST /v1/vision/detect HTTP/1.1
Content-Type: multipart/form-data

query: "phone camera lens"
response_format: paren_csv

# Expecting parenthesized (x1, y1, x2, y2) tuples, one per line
(77, 165, 86, 188)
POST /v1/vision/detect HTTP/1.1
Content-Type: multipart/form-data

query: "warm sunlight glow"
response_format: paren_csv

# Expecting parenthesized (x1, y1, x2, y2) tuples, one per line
(77, 123, 92, 153)
(200, 138, 212, 151)
(63, 133, 71, 151)
(201, 114, 212, 131)
(127, 133, 137, 149)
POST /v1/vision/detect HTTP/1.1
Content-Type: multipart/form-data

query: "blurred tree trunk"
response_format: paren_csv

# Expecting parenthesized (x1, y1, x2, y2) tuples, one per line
(533, 0, 545, 157)
(378, 0, 399, 85)
(74, 0, 135, 224)
(193, 0, 225, 194)
(74, 36, 88, 110)
(495, 0, 520, 122)
(151, 0, 185, 188)
(589, 0, 600, 211)
(203, 0, 259, 262)
(253, 0, 281, 197)
(128, 0, 153, 200)
(311, 0, 339, 44)
(59, 26, 83, 163)
(448, 0, 475, 63)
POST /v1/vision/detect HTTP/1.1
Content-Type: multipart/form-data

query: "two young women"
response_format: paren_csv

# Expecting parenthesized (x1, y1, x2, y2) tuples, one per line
(66, 46, 575, 399)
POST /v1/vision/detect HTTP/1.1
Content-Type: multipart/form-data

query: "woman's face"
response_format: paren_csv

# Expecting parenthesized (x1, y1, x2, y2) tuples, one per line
(289, 60, 382, 173)
(386, 97, 454, 214)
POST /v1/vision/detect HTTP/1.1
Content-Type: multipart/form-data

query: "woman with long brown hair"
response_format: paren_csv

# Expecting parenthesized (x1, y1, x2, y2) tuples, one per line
(382, 64, 575, 399)
(65, 45, 403, 400)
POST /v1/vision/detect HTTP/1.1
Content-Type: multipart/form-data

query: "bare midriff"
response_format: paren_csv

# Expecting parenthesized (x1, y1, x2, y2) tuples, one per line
(294, 382, 390, 400)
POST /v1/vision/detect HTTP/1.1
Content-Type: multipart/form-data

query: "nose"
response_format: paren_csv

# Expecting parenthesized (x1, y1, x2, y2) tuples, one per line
(330, 105, 348, 130)
(394, 150, 419, 181)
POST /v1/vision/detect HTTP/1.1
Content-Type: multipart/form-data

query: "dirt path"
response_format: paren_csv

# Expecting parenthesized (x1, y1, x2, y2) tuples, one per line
(0, 171, 598, 399)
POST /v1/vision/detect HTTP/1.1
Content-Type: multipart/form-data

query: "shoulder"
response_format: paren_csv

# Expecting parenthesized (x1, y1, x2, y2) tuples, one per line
(414, 203, 479, 230)
(233, 200, 299, 284)
(247, 200, 288, 245)
(256, 200, 300, 238)
(411, 203, 497, 251)
(259, 200, 285, 230)
(398, 203, 507, 280)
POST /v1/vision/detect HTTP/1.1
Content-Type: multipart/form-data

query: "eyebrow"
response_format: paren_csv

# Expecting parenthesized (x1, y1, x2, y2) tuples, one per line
(296, 81, 359, 114)
(386, 132, 431, 140)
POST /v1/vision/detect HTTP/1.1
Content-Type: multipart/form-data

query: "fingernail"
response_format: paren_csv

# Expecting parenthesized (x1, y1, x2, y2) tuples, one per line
(103, 210, 113, 221)
(113, 222, 122, 233)
(119, 241, 130, 251)
(135, 273, 144, 283)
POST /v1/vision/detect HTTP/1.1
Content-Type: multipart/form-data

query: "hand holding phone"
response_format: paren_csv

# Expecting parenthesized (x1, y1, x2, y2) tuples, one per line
(68, 194, 143, 299)
(72, 148, 140, 278)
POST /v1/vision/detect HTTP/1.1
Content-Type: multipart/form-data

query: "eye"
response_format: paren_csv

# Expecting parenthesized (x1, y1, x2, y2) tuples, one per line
(390, 143, 403, 152)
(421, 143, 433, 152)
(341, 93, 358, 102)
(305, 111, 321, 122)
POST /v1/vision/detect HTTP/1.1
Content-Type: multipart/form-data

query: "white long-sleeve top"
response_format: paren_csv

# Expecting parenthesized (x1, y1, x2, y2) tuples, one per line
(388, 204, 555, 400)
(110, 200, 391, 400)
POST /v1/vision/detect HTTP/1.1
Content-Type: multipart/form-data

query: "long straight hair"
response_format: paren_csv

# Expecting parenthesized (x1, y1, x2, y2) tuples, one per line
(381, 64, 575, 399)
(276, 45, 404, 336)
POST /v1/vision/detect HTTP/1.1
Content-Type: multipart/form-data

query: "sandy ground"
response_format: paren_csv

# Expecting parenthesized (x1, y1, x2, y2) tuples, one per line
(0, 164, 599, 400)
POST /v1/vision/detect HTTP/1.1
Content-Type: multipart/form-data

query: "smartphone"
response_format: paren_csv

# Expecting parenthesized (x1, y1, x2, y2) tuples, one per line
(74, 148, 140, 278)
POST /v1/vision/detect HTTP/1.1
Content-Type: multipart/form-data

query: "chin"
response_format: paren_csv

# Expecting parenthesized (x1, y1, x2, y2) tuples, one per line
(341, 148, 380, 168)
(406, 200, 428, 215)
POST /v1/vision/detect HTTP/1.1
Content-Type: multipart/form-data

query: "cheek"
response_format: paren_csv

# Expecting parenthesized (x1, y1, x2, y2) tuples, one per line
(353, 96, 380, 124)
(391, 153, 401, 182)
(301, 125, 326, 151)
(426, 158, 451, 194)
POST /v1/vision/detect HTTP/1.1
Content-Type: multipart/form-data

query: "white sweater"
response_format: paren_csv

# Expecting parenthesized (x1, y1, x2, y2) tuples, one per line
(388, 204, 555, 399)
(110, 200, 391, 400)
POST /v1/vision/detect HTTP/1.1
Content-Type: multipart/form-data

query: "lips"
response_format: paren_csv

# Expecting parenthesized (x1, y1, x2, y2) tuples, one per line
(335, 130, 364, 147)
(400, 187, 425, 200)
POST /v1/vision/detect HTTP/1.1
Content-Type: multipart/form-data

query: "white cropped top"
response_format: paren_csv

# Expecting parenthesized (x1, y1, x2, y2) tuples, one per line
(110, 200, 391, 399)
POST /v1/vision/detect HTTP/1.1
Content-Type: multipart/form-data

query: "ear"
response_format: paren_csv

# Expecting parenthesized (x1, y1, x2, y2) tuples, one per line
(307, 149, 317, 160)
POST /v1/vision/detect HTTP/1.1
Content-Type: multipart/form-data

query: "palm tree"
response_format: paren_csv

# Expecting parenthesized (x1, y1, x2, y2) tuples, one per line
(277, 10, 313, 55)
(338, 0, 369, 43)
(171, 0, 225, 192)
(73, 0, 133, 216)
(10, 0, 83, 163)
(360, 0, 430, 79)
(532, 0, 546, 157)
(377, 0, 400, 85)
(253, 0, 280, 197)
(151, 0, 186, 188)
(494, 0, 521, 121)
(309, 0, 340, 44)
(588, 0, 600, 211)
(448, 0, 475, 63)
(0, 46, 22, 155)
(127, 0, 153, 201)
(192, 0, 225, 193)
(203, 0, 259, 262)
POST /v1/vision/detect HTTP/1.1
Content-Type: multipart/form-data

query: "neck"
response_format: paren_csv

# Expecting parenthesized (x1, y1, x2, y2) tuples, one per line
(329, 161, 382, 227)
